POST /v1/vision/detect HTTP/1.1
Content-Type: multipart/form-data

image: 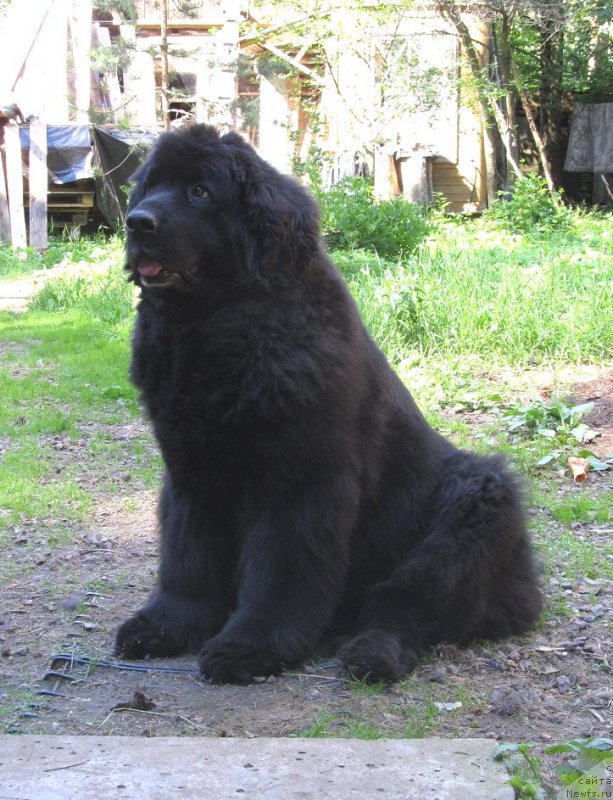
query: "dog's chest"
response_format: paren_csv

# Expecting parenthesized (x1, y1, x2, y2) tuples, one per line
(132, 314, 245, 423)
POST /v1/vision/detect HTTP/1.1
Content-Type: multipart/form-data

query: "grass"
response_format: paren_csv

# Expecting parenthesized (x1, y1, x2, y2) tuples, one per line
(0, 294, 157, 536)
(298, 705, 438, 739)
(0, 232, 120, 280)
(550, 492, 612, 527)
(332, 205, 612, 365)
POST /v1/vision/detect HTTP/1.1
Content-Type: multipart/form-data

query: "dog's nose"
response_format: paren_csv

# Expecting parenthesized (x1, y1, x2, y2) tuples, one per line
(126, 208, 160, 234)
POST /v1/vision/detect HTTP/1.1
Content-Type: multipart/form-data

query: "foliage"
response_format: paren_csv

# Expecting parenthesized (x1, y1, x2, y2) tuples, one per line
(93, 0, 137, 22)
(254, 0, 609, 192)
(29, 257, 134, 325)
(333, 208, 612, 365)
(493, 742, 546, 799)
(511, 0, 613, 101)
(0, 234, 123, 279)
(494, 738, 613, 799)
(90, 36, 135, 73)
(318, 177, 431, 258)
(502, 399, 596, 444)
(30, 267, 134, 324)
(546, 737, 613, 786)
(249, 1, 456, 154)
(484, 175, 571, 234)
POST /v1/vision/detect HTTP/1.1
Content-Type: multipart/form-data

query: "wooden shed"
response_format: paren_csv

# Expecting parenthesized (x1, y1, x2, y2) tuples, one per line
(244, 6, 490, 212)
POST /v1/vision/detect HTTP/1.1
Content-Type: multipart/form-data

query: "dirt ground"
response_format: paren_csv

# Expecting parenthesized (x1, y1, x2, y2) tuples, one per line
(0, 365, 611, 795)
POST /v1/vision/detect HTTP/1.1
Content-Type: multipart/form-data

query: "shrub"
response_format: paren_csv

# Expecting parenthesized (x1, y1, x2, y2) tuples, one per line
(318, 177, 431, 258)
(485, 174, 572, 234)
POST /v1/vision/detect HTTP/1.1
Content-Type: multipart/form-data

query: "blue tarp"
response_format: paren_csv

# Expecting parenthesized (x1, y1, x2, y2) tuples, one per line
(19, 124, 93, 183)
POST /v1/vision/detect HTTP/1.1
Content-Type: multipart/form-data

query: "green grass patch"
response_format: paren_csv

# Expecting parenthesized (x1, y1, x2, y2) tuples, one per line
(551, 492, 612, 528)
(0, 232, 122, 279)
(539, 527, 611, 582)
(298, 703, 438, 739)
(0, 442, 90, 525)
(0, 304, 149, 530)
(332, 207, 612, 366)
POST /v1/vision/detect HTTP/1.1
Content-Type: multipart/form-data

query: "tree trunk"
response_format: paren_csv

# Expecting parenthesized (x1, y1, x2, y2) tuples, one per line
(435, 0, 522, 187)
(160, 0, 171, 130)
(495, 10, 519, 190)
(539, 0, 564, 186)
(512, 59, 557, 194)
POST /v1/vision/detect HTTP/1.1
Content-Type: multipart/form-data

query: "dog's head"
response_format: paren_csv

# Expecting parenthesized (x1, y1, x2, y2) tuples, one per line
(125, 125, 321, 294)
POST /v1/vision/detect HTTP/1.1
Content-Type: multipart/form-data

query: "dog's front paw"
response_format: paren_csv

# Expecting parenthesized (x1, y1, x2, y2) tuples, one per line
(198, 639, 284, 685)
(115, 613, 183, 659)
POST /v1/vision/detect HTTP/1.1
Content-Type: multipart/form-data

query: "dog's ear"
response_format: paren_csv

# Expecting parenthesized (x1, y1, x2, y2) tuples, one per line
(221, 133, 321, 276)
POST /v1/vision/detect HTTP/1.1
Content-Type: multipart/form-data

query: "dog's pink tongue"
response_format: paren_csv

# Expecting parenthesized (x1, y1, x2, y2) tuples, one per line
(138, 262, 162, 277)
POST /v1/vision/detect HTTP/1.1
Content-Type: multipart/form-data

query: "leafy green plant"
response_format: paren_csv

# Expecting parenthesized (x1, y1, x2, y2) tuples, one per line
(536, 448, 613, 472)
(495, 738, 613, 799)
(318, 177, 431, 258)
(503, 399, 596, 445)
(493, 742, 546, 799)
(546, 737, 613, 787)
(485, 174, 572, 234)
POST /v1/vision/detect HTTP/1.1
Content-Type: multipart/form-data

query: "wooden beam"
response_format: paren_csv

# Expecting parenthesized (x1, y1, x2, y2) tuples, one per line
(28, 117, 48, 251)
(294, 36, 315, 65)
(260, 41, 325, 86)
(93, 24, 123, 121)
(0, 136, 11, 243)
(69, 0, 92, 122)
(4, 125, 27, 248)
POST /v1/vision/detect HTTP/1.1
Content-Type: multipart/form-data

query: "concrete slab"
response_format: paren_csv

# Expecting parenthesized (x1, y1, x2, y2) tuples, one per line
(0, 735, 513, 800)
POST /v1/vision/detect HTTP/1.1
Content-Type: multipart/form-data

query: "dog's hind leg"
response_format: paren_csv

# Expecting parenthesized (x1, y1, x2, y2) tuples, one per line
(339, 453, 543, 682)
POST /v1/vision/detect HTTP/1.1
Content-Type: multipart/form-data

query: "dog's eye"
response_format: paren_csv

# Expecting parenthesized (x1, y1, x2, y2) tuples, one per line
(191, 185, 209, 199)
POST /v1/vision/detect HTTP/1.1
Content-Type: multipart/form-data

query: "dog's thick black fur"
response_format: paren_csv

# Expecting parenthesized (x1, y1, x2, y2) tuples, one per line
(115, 124, 542, 684)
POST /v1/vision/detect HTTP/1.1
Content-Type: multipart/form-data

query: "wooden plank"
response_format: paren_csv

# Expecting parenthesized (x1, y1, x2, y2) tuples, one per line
(44, 185, 94, 194)
(69, 0, 92, 122)
(4, 125, 27, 248)
(28, 117, 48, 250)
(46, 202, 94, 210)
(0, 135, 11, 243)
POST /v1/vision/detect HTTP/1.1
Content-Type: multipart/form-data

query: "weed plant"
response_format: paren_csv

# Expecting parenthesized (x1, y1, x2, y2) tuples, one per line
(318, 176, 431, 257)
(484, 174, 572, 234)
(0, 231, 115, 279)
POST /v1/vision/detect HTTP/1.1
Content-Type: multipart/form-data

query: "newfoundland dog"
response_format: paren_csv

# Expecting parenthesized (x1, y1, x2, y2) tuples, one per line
(115, 124, 542, 684)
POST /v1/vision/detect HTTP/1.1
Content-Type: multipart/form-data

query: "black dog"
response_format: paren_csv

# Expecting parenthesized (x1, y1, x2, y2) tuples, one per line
(115, 124, 542, 684)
